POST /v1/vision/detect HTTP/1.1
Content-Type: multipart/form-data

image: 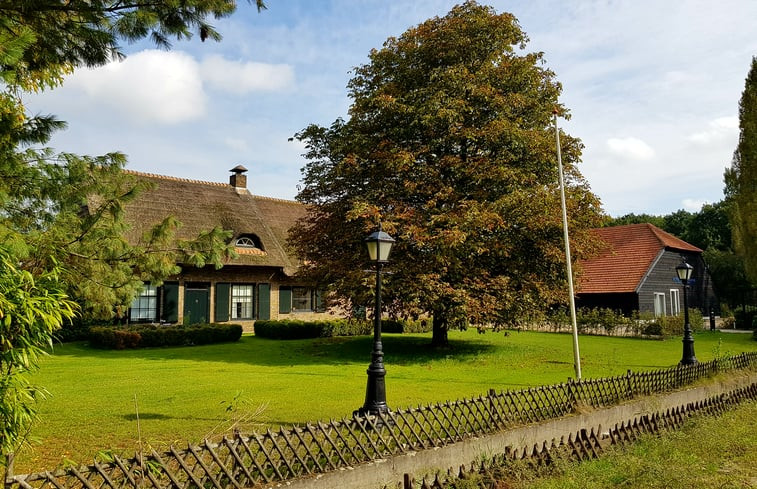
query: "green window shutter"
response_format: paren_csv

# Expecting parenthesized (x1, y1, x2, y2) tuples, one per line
(279, 287, 292, 314)
(315, 289, 324, 312)
(215, 283, 230, 322)
(162, 282, 179, 323)
(258, 283, 271, 320)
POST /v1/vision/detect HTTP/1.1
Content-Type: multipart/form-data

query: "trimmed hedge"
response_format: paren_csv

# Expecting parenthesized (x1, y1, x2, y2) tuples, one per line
(89, 323, 243, 349)
(254, 318, 430, 340)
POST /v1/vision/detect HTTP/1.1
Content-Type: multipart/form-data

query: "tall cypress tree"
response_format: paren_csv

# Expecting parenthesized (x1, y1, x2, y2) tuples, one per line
(725, 57, 757, 285)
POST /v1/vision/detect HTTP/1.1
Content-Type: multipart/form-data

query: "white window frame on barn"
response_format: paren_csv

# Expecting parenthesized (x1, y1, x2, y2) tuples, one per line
(653, 292, 666, 318)
(670, 288, 681, 316)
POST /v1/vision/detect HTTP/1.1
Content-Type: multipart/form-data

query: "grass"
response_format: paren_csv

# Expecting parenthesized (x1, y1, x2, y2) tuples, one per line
(16, 328, 757, 473)
(499, 400, 757, 489)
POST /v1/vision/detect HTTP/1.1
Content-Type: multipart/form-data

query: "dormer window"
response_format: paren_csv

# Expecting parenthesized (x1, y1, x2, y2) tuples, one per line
(234, 234, 265, 255)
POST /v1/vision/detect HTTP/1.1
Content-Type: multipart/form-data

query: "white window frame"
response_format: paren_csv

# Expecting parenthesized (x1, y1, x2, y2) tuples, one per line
(653, 292, 666, 318)
(291, 287, 313, 312)
(231, 284, 254, 319)
(670, 288, 681, 316)
(130, 284, 158, 322)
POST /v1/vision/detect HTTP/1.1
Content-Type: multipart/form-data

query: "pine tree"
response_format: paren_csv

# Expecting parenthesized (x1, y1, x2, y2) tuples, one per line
(725, 57, 757, 285)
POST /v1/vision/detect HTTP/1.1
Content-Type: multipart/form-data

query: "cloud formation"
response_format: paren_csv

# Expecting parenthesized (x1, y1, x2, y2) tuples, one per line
(68, 50, 206, 124)
(687, 116, 739, 145)
(605, 137, 655, 160)
(61, 50, 294, 125)
(200, 55, 294, 93)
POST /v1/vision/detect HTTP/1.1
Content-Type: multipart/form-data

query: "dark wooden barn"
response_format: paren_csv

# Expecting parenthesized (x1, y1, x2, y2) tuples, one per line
(576, 223, 717, 317)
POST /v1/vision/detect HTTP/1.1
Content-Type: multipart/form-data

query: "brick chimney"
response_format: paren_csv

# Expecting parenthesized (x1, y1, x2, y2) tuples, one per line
(229, 165, 248, 192)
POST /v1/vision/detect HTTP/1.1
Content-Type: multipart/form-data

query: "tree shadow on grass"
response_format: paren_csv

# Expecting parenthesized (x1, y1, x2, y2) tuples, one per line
(50, 334, 496, 368)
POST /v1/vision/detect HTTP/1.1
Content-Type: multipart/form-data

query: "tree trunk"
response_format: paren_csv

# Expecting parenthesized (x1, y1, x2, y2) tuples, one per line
(431, 315, 449, 347)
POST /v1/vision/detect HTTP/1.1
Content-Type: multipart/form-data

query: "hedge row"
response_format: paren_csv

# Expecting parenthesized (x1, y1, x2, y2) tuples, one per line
(254, 318, 430, 340)
(89, 323, 243, 349)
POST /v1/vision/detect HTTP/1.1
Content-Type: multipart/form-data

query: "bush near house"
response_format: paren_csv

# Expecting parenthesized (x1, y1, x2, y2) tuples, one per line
(544, 308, 705, 337)
(254, 318, 431, 340)
(88, 323, 243, 349)
(734, 309, 757, 329)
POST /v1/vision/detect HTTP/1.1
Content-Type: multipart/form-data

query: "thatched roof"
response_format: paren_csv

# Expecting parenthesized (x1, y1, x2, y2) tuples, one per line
(113, 169, 306, 276)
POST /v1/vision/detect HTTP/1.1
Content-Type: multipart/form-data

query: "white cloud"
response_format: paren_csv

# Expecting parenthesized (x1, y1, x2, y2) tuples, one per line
(605, 137, 655, 160)
(682, 198, 708, 212)
(687, 116, 739, 145)
(67, 50, 206, 124)
(200, 55, 294, 93)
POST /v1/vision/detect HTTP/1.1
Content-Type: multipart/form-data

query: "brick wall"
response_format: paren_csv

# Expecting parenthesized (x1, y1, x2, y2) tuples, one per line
(171, 265, 339, 332)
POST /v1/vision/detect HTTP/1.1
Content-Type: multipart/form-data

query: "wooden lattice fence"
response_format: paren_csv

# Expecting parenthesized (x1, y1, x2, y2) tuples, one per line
(398, 382, 757, 489)
(6, 352, 756, 489)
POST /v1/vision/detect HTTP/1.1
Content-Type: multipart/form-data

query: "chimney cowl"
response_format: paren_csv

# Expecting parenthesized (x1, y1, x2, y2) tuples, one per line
(229, 165, 248, 191)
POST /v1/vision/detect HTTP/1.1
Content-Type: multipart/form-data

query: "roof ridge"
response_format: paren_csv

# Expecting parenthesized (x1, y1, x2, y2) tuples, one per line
(646, 223, 703, 252)
(249, 194, 299, 204)
(124, 169, 228, 187)
(125, 168, 300, 203)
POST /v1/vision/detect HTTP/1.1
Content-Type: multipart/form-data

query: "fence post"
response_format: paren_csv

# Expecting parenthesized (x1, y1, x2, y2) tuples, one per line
(488, 388, 497, 429)
(567, 378, 577, 410)
(626, 369, 634, 399)
(403, 473, 413, 489)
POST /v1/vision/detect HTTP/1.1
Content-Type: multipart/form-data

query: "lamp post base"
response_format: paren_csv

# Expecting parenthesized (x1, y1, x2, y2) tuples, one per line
(680, 336, 697, 365)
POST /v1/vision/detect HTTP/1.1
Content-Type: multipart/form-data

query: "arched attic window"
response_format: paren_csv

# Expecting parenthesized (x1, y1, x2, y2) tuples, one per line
(234, 234, 265, 255)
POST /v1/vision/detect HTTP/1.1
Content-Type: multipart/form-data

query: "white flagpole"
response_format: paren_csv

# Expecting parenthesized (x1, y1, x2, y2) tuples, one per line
(553, 112, 582, 380)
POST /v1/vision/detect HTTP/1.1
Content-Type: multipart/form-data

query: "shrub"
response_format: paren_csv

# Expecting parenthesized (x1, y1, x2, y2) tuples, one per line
(637, 309, 704, 337)
(254, 318, 428, 339)
(642, 322, 663, 336)
(734, 310, 757, 329)
(88, 323, 242, 349)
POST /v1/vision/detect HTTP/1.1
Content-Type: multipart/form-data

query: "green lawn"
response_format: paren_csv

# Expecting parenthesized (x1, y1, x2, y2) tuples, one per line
(504, 400, 757, 488)
(17, 329, 757, 473)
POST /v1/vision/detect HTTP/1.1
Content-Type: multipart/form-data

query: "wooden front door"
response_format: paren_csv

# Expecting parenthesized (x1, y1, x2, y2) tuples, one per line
(184, 286, 209, 324)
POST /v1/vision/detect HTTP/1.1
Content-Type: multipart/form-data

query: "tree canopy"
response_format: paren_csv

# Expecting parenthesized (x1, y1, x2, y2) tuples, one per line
(725, 56, 757, 285)
(0, 0, 262, 468)
(291, 1, 603, 346)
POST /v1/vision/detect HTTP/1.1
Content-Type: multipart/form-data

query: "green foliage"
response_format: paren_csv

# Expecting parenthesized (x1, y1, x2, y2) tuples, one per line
(87, 323, 242, 349)
(509, 401, 757, 489)
(254, 318, 430, 339)
(0, 247, 77, 467)
(734, 309, 757, 330)
(546, 308, 708, 338)
(0, 0, 262, 471)
(0, 2, 243, 320)
(292, 1, 604, 346)
(725, 56, 757, 285)
(254, 319, 371, 339)
(0, 1, 270, 90)
(638, 309, 704, 337)
(574, 308, 633, 335)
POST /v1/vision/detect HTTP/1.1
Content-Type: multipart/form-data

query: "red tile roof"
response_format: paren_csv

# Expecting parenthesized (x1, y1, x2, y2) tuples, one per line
(577, 223, 702, 294)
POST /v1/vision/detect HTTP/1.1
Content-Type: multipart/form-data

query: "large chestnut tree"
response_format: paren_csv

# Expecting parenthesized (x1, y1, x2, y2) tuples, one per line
(292, 1, 603, 346)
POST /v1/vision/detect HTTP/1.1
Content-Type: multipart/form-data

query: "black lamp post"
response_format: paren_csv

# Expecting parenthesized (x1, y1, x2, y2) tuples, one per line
(356, 224, 395, 417)
(676, 261, 697, 365)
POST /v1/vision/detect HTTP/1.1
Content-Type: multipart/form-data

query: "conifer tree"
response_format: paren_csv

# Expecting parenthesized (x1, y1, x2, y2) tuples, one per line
(0, 0, 264, 469)
(725, 56, 757, 285)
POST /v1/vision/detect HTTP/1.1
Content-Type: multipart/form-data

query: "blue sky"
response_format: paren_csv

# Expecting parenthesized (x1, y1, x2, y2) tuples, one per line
(26, 0, 757, 217)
